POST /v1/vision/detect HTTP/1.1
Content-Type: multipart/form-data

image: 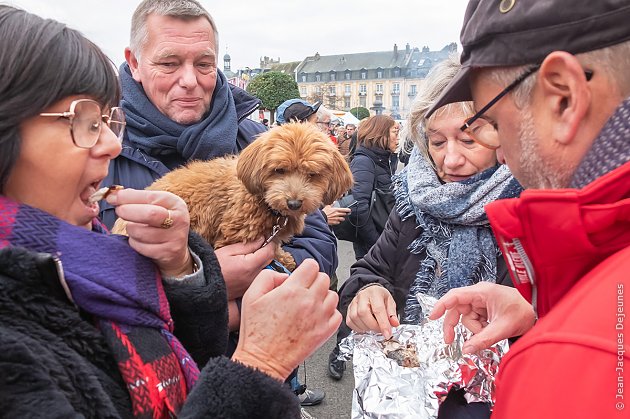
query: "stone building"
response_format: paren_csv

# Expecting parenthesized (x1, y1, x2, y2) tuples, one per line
(294, 43, 456, 119)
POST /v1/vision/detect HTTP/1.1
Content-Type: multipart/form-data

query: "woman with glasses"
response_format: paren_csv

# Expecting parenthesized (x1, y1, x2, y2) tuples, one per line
(0, 6, 339, 418)
(330, 57, 522, 415)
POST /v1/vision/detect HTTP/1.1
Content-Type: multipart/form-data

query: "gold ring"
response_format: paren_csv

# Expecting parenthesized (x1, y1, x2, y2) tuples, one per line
(160, 209, 174, 229)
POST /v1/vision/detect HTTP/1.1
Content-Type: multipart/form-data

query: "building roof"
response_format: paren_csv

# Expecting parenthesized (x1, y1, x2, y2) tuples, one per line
(268, 61, 301, 74)
(296, 43, 457, 75)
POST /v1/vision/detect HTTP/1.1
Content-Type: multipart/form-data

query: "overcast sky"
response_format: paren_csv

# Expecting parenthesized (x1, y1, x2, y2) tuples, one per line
(7, 0, 469, 70)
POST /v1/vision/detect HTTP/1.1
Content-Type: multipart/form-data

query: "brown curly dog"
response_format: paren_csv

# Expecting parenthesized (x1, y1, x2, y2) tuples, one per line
(113, 122, 353, 271)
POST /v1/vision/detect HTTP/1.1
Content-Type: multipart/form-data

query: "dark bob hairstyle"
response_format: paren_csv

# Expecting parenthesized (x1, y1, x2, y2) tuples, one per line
(0, 5, 120, 191)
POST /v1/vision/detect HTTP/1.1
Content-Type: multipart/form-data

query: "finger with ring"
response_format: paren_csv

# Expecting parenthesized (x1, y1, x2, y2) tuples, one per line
(160, 209, 174, 229)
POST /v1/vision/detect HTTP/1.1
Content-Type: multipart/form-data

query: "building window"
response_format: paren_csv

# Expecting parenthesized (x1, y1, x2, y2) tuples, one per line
(376, 83, 383, 94)
(345, 71, 351, 80)
(359, 84, 367, 94)
(329, 86, 336, 95)
(300, 86, 306, 96)
(315, 73, 321, 82)
(345, 84, 351, 94)
(393, 68, 401, 77)
(328, 98, 336, 109)
(315, 86, 321, 94)
(410, 84, 417, 95)
(392, 95, 399, 108)
(393, 83, 400, 94)
(359, 96, 366, 107)
(376, 68, 383, 79)
(330, 72, 336, 81)
(361, 71, 367, 79)
(301, 74, 307, 82)
(344, 97, 351, 109)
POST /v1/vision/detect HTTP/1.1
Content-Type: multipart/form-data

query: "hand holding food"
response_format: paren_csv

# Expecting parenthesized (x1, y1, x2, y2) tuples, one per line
(106, 188, 193, 278)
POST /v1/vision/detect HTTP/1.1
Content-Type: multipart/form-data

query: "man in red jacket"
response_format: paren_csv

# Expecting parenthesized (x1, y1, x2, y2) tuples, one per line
(427, 0, 630, 417)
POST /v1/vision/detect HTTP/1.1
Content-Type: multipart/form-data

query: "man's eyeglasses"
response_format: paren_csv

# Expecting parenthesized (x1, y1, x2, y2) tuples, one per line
(40, 99, 126, 149)
(460, 65, 594, 149)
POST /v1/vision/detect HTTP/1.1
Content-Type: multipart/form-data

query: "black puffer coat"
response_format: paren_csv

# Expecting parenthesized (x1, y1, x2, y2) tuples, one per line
(0, 233, 298, 418)
(348, 145, 397, 258)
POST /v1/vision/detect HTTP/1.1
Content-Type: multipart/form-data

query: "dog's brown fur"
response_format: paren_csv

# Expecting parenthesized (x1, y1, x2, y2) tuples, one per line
(113, 122, 353, 271)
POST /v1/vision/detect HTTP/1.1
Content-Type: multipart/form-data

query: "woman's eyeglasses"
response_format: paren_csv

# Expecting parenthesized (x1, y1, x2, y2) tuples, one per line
(40, 99, 126, 149)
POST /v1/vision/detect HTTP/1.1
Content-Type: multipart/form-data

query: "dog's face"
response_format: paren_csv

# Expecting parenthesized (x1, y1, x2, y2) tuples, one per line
(237, 122, 353, 217)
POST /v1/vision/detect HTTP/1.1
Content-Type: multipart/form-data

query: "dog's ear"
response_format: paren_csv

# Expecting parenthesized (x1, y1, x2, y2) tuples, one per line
(237, 135, 266, 195)
(323, 150, 354, 204)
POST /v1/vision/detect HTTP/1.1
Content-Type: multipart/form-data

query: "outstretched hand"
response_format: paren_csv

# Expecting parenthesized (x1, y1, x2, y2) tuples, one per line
(346, 285, 400, 339)
(429, 282, 536, 354)
(232, 259, 341, 381)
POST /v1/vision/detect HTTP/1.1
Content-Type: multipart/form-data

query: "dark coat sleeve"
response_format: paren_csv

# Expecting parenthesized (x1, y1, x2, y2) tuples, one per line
(282, 210, 338, 276)
(180, 356, 299, 418)
(162, 232, 228, 368)
(349, 155, 381, 248)
(339, 211, 415, 315)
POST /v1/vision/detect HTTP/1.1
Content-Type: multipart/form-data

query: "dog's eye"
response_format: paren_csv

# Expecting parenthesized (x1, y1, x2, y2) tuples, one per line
(307, 172, 318, 178)
(275, 168, 286, 175)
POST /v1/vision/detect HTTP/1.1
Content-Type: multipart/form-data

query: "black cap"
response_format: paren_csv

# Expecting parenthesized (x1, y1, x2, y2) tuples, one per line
(426, 0, 630, 117)
(276, 99, 321, 124)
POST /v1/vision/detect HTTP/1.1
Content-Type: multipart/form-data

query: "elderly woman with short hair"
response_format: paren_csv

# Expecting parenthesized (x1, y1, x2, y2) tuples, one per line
(329, 56, 522, 418)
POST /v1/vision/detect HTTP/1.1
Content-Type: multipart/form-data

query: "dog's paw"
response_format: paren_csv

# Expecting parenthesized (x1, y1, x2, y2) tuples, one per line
(276, 250, 296, 272)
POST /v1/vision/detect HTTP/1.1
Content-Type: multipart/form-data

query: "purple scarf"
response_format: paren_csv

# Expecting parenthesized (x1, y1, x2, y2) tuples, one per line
(0, 196, 200, 417)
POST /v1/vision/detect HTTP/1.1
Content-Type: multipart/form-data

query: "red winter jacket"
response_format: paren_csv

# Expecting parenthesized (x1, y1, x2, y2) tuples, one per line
(486, 161, 630, 418)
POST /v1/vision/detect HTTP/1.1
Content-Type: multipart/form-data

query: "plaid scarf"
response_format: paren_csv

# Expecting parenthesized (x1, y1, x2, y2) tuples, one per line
(393, 149, 523, 323)
(0, 196, 200, 418)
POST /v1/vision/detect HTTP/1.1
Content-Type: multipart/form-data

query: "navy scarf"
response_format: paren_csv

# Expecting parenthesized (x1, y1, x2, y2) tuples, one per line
(120, 63, 238, 167)
(0, 196, 200, 417)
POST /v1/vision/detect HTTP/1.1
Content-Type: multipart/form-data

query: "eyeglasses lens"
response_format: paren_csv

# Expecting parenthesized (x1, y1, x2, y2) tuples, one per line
(72, 100, 102, 148)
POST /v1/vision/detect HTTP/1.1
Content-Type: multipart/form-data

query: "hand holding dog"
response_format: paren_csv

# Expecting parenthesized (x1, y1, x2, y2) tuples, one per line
(232, 259, 341, 381)
(214, 238, 276, 299)
(106, 189, 193, 278)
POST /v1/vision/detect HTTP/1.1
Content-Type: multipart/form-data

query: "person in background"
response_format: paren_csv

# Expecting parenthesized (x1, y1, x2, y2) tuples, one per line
(315, 105, 338, 145)
(347, 114, 398, 260)
(261, 118, 269, 127)
(0, 6, 340, 418)
(336, 124, 352, 160)
(426, 1, 630, 417)
(334, 57, 521, 418)
(346, 123, 358, 160)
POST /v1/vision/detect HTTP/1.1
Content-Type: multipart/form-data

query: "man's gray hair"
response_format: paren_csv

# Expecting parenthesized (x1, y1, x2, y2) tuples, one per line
(130, 0, 219, 57)
(316, 105, 333, 122)
(487, 39, 630, 110)
(402, 55, 474, 163)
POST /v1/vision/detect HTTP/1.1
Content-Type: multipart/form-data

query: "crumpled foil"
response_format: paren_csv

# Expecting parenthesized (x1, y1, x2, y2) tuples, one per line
(338, 294, 509, 418)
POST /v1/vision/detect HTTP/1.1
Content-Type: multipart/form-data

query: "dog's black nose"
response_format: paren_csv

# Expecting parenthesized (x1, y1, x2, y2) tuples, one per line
(287, 199, 303, 210)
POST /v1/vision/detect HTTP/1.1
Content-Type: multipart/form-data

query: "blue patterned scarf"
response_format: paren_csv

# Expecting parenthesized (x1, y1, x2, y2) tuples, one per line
(120, 63, 238, 167)
(0, 196, 200, 418)
(395, 149, 523, 323)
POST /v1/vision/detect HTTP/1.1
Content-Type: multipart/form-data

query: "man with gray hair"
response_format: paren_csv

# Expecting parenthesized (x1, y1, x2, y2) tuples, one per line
(101, 0, 334, 411)
(428, 1, 630, 416)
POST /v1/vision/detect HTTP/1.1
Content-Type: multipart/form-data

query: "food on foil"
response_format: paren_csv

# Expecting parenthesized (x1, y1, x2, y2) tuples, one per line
(88, 185, 123, 203)
(380, 337, 420, 368)
(337, 294, 509, 419)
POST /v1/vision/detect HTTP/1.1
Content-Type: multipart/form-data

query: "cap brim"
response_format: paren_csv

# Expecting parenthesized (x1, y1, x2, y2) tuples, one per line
(425, 66, 473, 118)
